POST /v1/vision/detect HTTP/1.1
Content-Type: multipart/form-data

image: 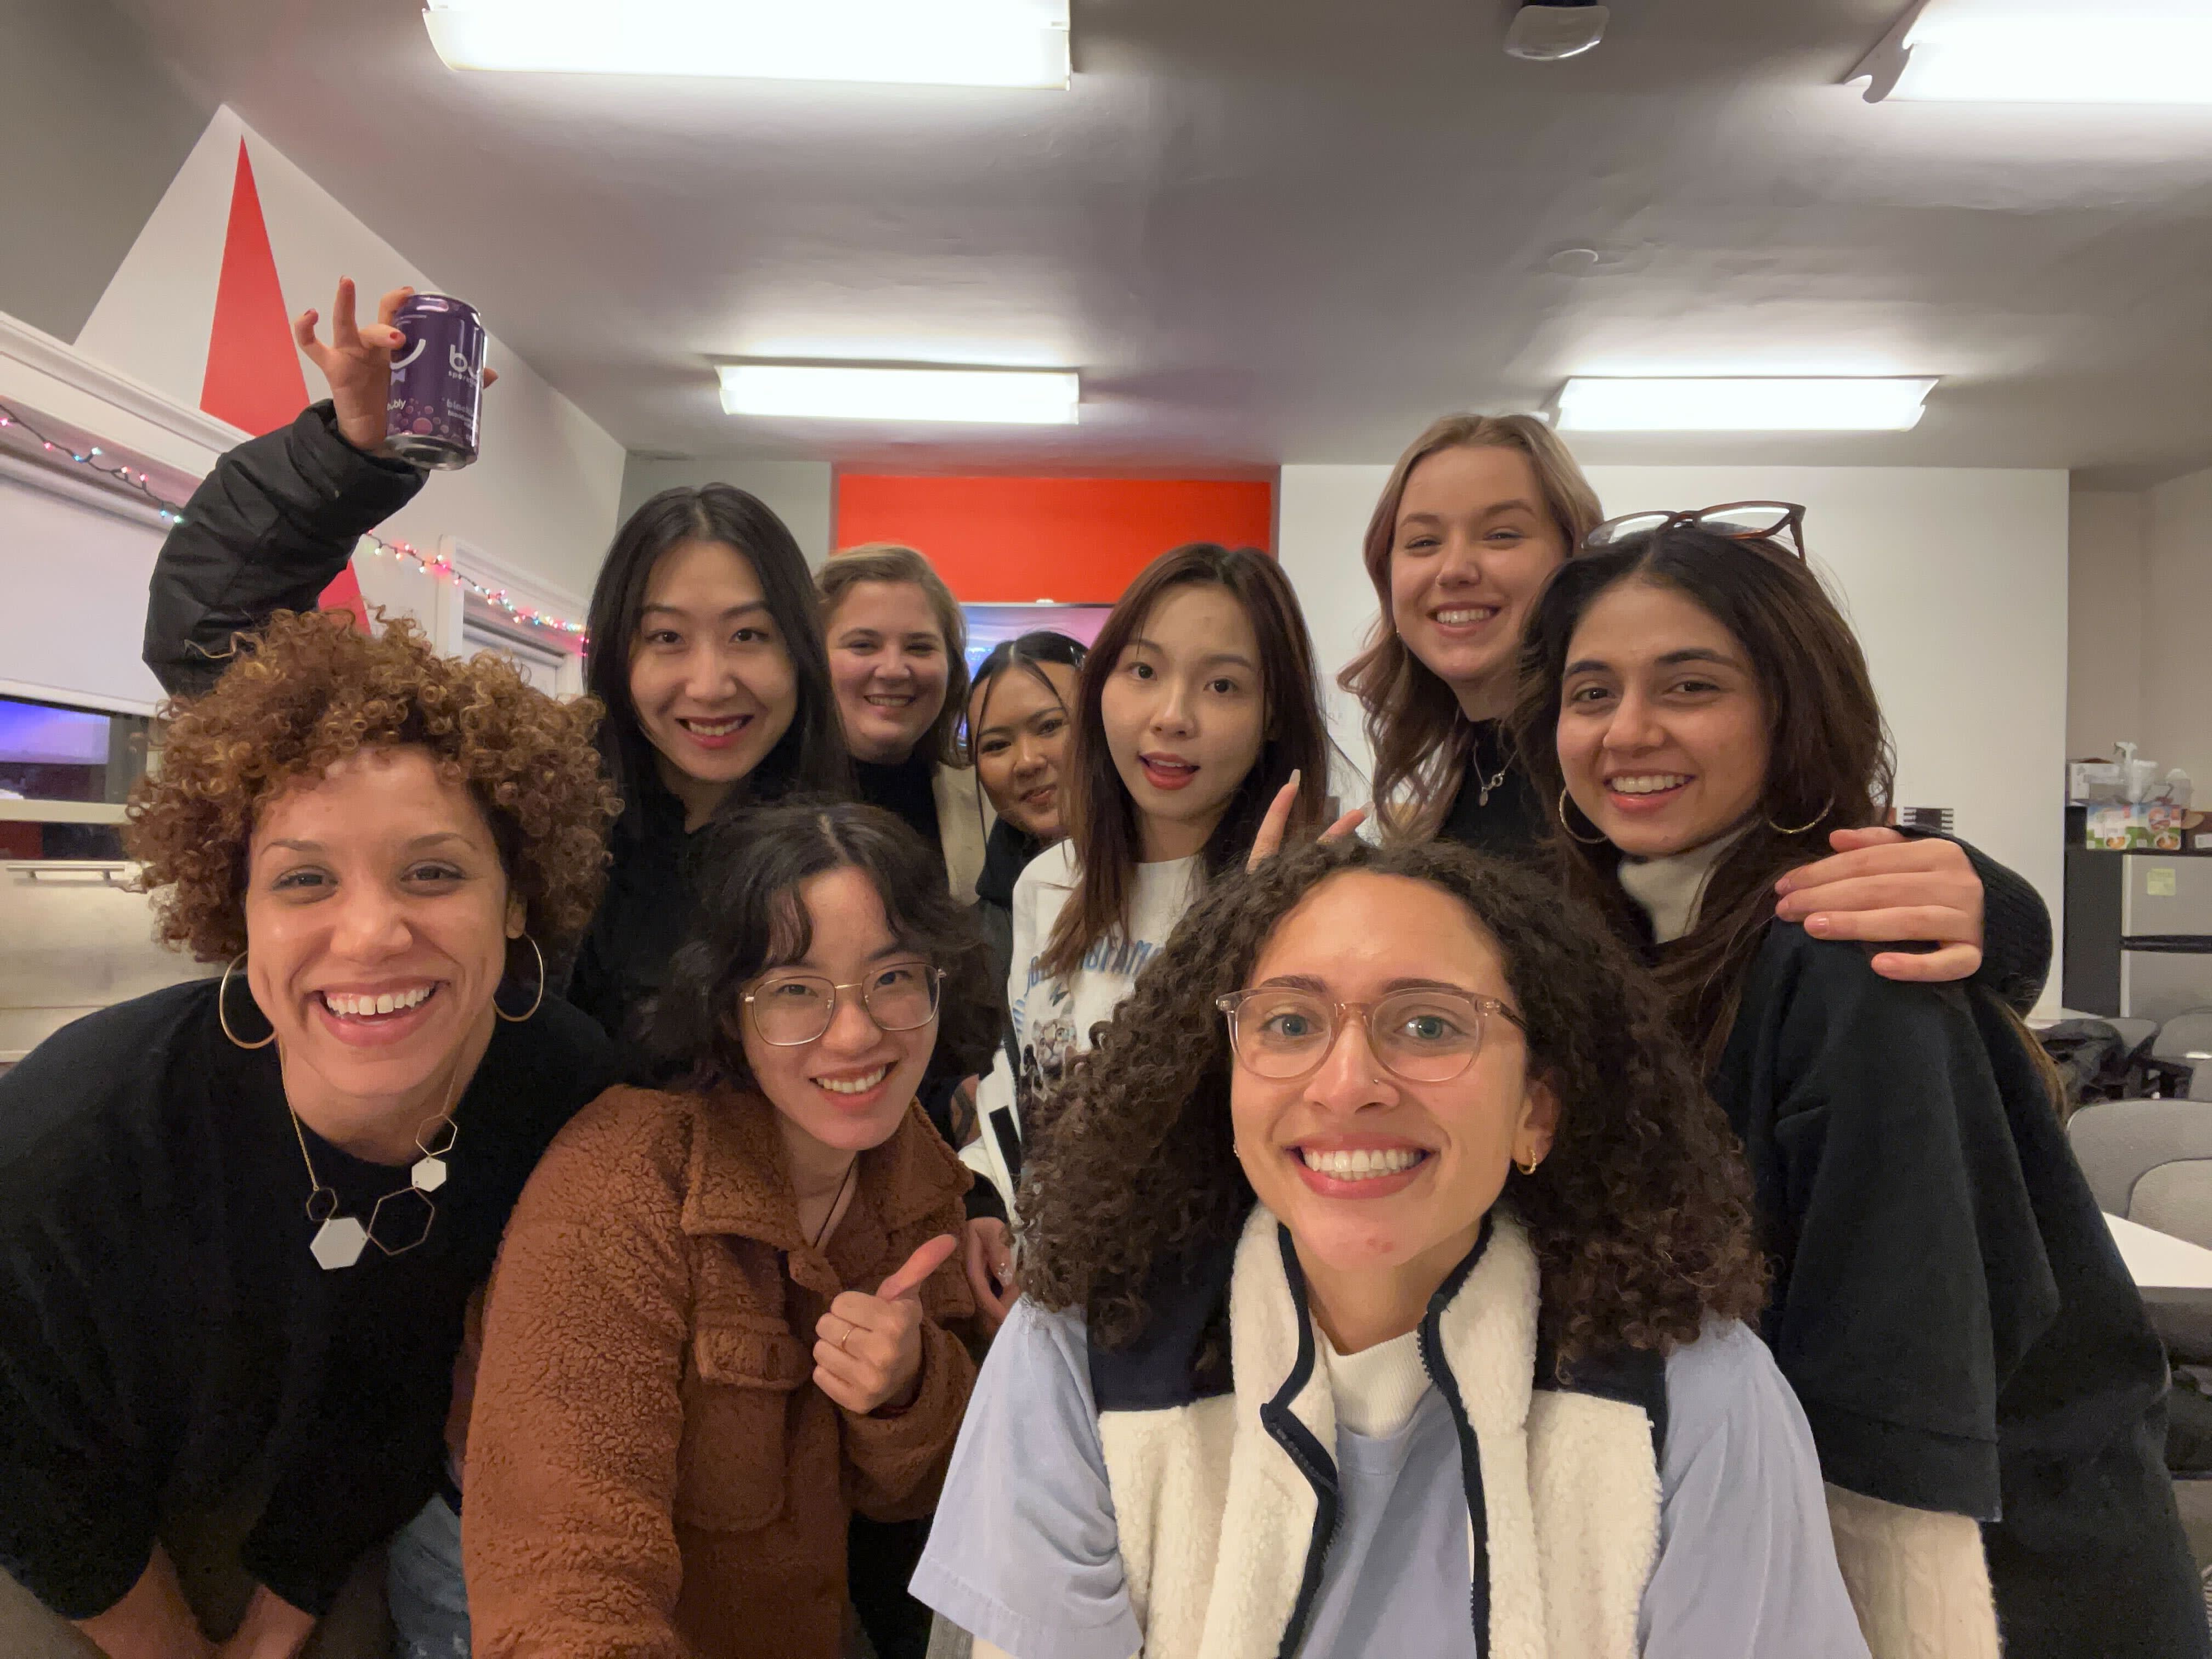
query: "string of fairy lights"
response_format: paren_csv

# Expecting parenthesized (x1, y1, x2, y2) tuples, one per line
(0, 398, 589, 642)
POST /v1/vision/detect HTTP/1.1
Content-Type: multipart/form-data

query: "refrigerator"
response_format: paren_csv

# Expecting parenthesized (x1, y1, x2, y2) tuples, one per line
(2065, 845, 2212, 1024)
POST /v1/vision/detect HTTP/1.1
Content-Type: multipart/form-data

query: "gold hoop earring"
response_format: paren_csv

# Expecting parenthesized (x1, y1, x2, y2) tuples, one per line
(1558, 787, 1608, 847)
(1516, 1154, 1541, 1176)
(218, 953, 276, 1049)
(1769, 798, 1834, 837)
(494, 935, 546, 1023)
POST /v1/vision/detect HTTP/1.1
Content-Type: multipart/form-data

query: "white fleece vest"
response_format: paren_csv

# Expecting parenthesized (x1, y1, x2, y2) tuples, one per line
(1095, 1206, 1663, 1659)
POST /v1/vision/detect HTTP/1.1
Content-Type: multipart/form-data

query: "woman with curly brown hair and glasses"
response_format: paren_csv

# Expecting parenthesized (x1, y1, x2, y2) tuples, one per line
(0, 611, 620, 1659)
(911, 837, 1869, 1659)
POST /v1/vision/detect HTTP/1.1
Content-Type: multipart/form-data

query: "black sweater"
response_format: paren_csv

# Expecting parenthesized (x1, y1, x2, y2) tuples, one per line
(1710, 924, 2203, 1659)
(0, 981, 616, 1619)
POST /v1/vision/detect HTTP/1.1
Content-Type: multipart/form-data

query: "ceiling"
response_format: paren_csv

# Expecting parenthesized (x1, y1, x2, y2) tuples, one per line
(109, 0, 2212, 482)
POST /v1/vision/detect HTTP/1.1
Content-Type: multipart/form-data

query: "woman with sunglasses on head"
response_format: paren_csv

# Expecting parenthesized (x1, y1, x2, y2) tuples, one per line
(1335, 414, 2053, 1014)
(962, 546, 1339, 1233)
(145, 280, 853, 1054)
(963, 630, 1087, 998)
(0, 612, 618, 1659)
(914, 836, 1869, 1659)
(459, 800, 996, 1659)
(1511, 523, 2202, 1659)
(818, 544, 991, 905)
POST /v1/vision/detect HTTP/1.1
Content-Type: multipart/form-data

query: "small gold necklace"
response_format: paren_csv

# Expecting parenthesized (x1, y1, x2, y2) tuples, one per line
(290, 1074, 465, 1271)
(810, 1157, 859, 1253)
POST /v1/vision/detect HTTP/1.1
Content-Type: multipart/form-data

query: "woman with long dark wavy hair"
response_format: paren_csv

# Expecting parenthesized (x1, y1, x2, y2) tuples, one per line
(1511, 520, 2203, 1659)
(912, 836, 1869, 1658)
(962, 544, 1334, 1218)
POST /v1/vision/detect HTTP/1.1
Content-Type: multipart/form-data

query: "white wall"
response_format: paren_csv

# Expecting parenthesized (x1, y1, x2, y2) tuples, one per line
(2067, 491, 2148, 761)
(2144, 465, 2212, 794)
(1279, 462, 2070, 979)
(618, 453, 837, 569)
(74, 107, 623, 604)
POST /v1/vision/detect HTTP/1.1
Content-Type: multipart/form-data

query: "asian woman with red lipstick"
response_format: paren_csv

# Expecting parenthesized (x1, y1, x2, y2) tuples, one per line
(961, 544, 1334, 1221)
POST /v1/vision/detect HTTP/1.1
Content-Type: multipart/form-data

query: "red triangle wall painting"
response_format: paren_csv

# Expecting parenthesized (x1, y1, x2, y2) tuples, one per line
(199, 139, 368, 628)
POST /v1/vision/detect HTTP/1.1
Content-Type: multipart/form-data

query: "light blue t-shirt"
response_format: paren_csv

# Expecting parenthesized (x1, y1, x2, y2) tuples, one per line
(912, 1300, 1869, 1659)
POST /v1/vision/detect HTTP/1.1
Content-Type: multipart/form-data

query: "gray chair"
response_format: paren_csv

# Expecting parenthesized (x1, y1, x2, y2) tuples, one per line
(2155, 1012, 2212, 1103)
(2068, 1098, 2212, 1359)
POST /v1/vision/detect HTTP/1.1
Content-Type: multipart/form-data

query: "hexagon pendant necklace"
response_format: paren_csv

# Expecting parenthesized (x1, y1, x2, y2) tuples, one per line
(290, 1079, 462, 1271)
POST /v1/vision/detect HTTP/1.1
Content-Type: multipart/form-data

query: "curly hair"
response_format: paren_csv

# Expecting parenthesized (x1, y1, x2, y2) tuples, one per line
(647, 798, 1005, 1092)
(1019, 836, 1768, 1364)
(127, 610, 618, 962)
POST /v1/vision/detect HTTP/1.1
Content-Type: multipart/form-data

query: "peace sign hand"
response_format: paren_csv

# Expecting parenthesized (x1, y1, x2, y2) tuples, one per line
(812, 1234, 959, 1415)
(1245, 769, 1369, 872)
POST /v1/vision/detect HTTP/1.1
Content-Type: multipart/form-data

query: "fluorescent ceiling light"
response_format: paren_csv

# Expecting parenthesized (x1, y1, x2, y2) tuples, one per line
(1851, 0, 2212, 105)
(718, 364, 1081, 425)
(424, 0, 1070, 89)
(1554, 378, 1939, 432)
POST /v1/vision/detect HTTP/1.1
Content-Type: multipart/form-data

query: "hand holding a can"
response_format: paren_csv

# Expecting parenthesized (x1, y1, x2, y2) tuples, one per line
(291, 278, 496, 456)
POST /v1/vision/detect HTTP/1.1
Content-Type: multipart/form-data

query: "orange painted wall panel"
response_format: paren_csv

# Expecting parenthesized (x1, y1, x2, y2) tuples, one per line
(834, 475, 1274, 603)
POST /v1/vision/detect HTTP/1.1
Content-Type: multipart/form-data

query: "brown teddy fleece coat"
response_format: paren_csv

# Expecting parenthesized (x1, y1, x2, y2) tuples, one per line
(461, 1082, 979, 1659)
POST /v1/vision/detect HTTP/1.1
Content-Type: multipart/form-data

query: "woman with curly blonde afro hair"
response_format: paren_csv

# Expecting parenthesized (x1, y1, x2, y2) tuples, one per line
(913, 837, 1871, 1659)
(0, 609, 621, 1659)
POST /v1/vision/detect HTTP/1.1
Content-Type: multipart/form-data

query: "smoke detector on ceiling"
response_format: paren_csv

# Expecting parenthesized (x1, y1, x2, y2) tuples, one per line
(1505, 1, 1610, 63)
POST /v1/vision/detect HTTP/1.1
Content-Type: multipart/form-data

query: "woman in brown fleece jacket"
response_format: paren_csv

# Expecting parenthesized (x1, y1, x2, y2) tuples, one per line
(462, 800, 1002, 1659)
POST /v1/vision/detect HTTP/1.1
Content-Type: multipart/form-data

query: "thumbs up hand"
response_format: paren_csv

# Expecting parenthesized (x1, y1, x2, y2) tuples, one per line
(814, 1234, 959, 1414)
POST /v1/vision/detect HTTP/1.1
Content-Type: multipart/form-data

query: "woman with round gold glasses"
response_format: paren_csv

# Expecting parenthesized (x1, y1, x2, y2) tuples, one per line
(459, 799, 1000, 1659)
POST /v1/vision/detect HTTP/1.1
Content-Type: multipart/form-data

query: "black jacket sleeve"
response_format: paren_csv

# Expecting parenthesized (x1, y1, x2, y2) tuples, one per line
(1901, 831, 2052, 1015)
(1760, 928, 2061, 1521)
(143, 402, 427, 697)
(1962, 843, 2052, 1015)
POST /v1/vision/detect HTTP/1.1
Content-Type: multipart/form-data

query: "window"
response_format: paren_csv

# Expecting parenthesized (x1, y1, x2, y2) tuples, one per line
(0, 694, 152, 862)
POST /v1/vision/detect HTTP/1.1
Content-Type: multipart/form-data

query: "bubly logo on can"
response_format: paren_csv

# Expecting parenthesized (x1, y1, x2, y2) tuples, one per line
(385, 294, 486, 471)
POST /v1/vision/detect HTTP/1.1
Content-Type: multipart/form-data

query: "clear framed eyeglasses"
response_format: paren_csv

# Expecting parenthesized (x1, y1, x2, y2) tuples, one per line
(742, 963, 944, 1047)
(1214, 985, 1526, 1084)
(1581, 501, 1807, 560)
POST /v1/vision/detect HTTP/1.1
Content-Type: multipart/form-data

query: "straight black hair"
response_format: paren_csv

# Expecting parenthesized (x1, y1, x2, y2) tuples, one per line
(962, 629, 1089, 763)
(646, 798, 1003, 1093)
(584, 486, 852, 831)
(1042, 545, 1329, 980)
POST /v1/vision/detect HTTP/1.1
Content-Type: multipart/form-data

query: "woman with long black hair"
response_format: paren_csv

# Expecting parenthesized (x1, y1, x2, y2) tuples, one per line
(962, 629, 1087, 995)
(1510, 512, 2203, 1659)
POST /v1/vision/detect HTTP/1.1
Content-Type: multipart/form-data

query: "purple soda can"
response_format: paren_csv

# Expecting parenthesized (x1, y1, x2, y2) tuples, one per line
(385, 294, 486, 469)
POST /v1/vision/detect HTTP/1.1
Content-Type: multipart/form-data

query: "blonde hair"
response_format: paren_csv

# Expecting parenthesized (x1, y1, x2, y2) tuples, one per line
(817, 543, 970, 768)
(1336, 414, 1602, 840)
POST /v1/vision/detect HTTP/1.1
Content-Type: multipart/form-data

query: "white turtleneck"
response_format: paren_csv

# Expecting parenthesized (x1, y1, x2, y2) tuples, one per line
(1318, 1327, 1431, 1437)
(1615, 831, 1744, 944)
